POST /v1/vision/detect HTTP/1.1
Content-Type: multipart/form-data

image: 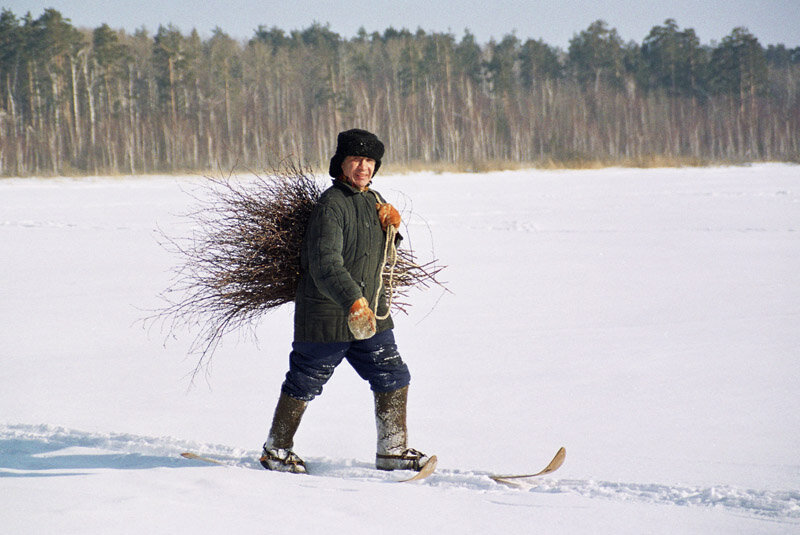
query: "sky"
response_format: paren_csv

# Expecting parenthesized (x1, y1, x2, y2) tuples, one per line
(4, 0, 799, 48)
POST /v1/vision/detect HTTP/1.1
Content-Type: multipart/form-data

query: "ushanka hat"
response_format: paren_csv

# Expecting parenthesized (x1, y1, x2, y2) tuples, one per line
(328, 128, 385, 178)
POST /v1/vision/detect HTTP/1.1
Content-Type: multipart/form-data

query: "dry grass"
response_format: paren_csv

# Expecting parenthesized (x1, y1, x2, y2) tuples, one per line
(379, 156, 741, 174)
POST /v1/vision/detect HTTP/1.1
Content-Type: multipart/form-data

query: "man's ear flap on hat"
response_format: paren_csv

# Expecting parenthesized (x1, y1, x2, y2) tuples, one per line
(329, 153, 345, 178)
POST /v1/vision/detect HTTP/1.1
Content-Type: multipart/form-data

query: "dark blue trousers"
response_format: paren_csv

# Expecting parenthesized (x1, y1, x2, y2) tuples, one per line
(281, 329, 411, 402)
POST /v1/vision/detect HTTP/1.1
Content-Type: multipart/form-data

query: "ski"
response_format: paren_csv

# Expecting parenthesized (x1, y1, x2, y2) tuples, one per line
(489, 446, 566, 486)
(398, 455, 437, 482)
(179, 451, 438, 483)
(180, 452, 226, 465)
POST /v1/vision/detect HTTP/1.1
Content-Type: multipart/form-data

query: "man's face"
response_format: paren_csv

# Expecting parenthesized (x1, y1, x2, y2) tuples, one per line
(341, 155, 375, 190)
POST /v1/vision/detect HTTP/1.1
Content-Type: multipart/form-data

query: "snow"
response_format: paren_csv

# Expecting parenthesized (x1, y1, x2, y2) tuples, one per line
(1, 164, 799, 533)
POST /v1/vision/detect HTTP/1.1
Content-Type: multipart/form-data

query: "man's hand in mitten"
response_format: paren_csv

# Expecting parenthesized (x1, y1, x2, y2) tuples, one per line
(348, 297, 376, 340)
(376, 203, 401, 231)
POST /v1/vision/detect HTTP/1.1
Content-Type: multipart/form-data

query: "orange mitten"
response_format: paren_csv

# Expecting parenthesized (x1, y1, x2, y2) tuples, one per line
(348, 297, 377, 340)
(376, 203, 401, 231)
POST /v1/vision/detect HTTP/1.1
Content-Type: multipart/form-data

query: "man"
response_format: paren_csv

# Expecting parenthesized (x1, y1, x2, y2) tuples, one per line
(260, 128, 430, 474)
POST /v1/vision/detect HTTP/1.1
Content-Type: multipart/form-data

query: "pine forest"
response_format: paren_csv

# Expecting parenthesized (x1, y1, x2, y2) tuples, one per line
(1, 8, 798, 177)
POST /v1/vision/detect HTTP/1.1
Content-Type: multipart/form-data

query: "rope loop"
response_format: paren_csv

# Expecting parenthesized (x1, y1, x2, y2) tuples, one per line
(373, 224, 397, 320)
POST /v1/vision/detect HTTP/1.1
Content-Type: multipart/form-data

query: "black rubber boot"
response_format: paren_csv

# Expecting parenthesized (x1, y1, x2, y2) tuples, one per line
(260, 392, 308, 473)
(374, 386, 430, 471)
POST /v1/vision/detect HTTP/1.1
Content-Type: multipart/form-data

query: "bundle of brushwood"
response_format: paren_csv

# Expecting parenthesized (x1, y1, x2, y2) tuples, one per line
(157, 161, 445, 372)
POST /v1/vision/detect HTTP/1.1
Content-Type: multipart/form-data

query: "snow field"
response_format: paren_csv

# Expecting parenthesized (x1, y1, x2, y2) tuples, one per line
(1, 164, 799, 533)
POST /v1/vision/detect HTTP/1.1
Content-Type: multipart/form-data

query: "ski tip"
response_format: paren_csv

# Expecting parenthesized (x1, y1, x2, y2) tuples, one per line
(426, 454, 438, 470)
(398, 454, 438, 482)
(489, 446, 566, 483)
(180, 452, 225, 465)
(553, 446, 566, 465)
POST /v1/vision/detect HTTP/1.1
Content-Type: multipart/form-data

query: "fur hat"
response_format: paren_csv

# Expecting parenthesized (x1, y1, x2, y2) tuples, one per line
(328, 129, 385, 178)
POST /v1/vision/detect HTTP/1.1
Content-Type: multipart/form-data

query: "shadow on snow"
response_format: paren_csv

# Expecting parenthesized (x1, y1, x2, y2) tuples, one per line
(0, 424, 199, 477)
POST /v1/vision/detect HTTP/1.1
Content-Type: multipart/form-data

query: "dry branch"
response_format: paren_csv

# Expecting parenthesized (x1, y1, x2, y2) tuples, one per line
(156, 161, 446, 373)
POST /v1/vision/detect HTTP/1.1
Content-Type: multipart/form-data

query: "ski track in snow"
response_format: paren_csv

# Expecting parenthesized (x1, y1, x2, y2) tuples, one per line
(2, 423, 798, 521)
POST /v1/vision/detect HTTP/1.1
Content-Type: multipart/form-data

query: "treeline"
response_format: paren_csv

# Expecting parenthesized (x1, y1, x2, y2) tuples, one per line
(1, 9, 799, 176)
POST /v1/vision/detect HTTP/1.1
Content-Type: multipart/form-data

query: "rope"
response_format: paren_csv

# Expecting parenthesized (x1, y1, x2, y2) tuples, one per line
(367, 189, 398, 320)
(373, 224, 398, 320)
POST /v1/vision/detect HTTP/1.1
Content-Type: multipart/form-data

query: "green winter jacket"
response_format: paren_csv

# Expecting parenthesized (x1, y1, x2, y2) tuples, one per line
(293, 179, 395, 342)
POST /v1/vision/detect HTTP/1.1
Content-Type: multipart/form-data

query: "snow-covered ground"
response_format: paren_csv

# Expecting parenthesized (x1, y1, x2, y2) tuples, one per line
(2, 164, 799, 533)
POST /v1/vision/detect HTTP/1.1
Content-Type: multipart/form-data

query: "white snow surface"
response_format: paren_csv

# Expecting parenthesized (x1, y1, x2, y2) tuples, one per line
(2, 164, 799, 534)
